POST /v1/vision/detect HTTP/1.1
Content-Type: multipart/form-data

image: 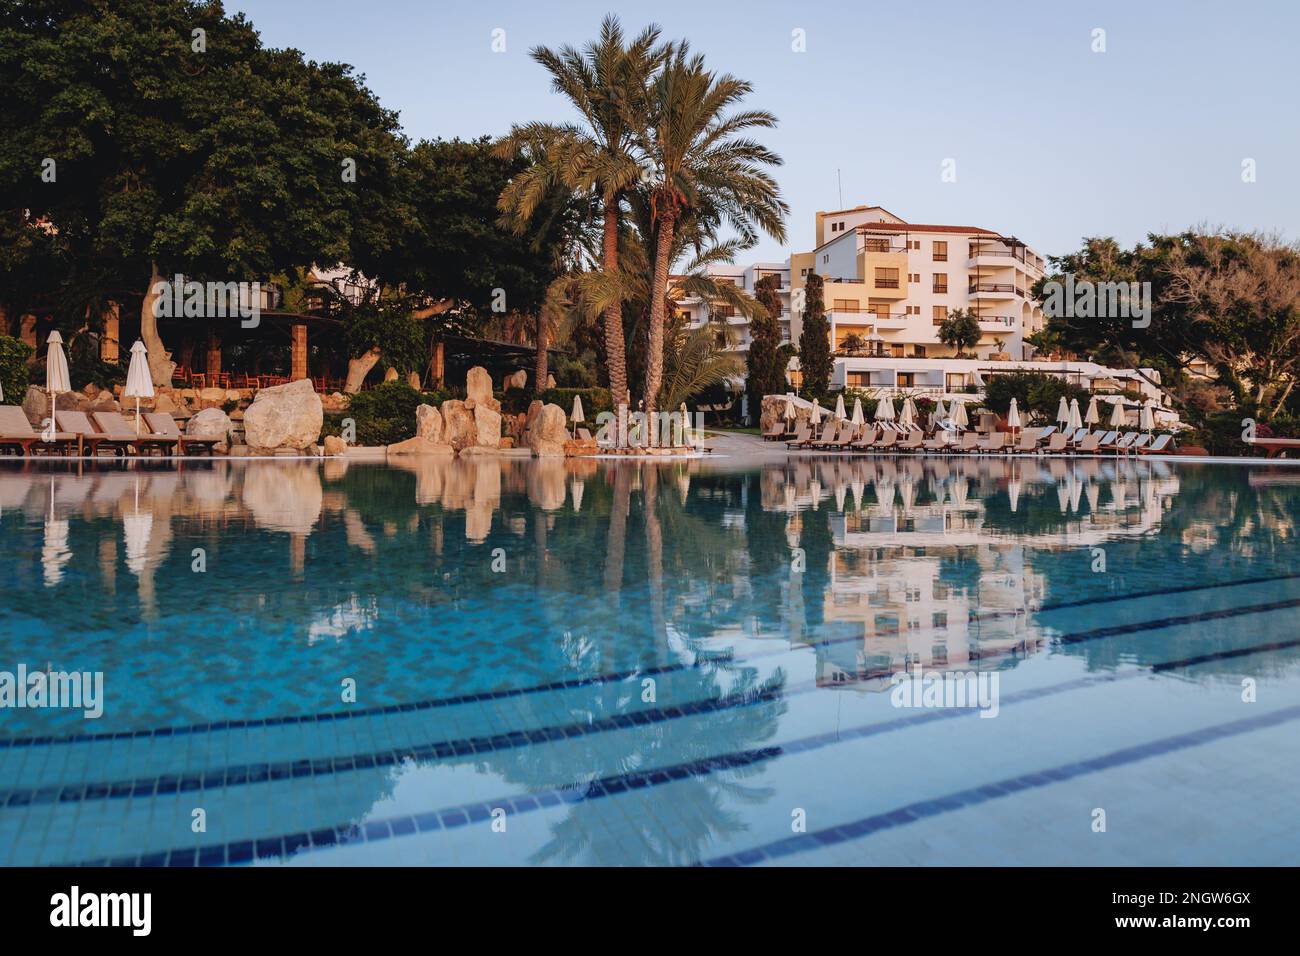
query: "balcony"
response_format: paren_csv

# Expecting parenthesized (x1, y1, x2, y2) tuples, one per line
(977, 315, 1017, 329)
(968, 283, 1017, 299)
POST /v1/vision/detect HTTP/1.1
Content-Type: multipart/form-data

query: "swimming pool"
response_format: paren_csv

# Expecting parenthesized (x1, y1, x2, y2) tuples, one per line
(1, 454, 1298, 866)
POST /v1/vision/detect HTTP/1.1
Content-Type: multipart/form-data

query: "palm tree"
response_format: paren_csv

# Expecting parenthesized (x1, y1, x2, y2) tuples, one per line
(636, 42, 787, 441)
(496, 16, 665, 414)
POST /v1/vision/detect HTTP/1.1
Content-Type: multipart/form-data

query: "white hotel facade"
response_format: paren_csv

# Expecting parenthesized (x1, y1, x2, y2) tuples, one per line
(672, 204, 1163, 406)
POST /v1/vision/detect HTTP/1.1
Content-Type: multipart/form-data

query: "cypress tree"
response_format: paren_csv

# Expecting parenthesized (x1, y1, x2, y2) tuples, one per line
(798, 272, 833, 397)
(746, 274, 788, 418)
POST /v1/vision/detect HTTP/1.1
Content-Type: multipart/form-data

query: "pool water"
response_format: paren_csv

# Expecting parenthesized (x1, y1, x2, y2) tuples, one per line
(1, 454, 1298, 866)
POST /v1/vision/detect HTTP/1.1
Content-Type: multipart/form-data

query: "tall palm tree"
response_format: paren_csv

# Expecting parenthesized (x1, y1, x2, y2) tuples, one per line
(636, 43, 788, 441)
(496, 16, 665, 414)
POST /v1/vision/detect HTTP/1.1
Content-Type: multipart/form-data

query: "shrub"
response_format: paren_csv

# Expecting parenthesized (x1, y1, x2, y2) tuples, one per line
(983, 370, 1089, 423)
(0, 335, 34, 404)
(330, 380, 452, 446)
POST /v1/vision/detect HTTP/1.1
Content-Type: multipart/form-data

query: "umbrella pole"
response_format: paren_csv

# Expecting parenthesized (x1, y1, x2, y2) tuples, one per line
(136, 397, 141, 435)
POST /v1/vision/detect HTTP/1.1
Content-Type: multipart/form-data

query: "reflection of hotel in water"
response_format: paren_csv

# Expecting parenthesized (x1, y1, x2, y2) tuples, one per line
(765, 457, 1180, 692)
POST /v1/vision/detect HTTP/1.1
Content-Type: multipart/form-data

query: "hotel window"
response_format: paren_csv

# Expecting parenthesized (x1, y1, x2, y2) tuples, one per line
(870, 302, 890, 319)
(833, 298, 860, 312)
(847, 371, 871, 388)
(932, 612, 948, 630)
(905, 305, 920, 315)
(933, 240, 948, 262)
(932, 273, 948, 293)
(874, 267, 899, 289)
(933, 305, 948, 325)
(912, 345, 927, 357)
(863, 237, 891, 252)
(910, 240, 921, 250)
(908, 273, 920, 283)
(822, 254, 829, 264)
(891, 345, 905, 358)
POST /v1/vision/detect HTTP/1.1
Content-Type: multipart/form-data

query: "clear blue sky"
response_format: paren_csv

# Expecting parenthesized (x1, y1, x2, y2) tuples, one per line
(234, 0, 1298, 263)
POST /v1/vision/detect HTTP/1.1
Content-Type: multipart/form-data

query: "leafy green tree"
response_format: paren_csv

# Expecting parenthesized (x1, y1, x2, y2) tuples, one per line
(983, 370, 1089, 423)
(0, 334, 34, 404)
(798, 272, 832, 397)
(745, 274, 787, 418)
(937, 309, 982, 357)
(636, 41, 787, 440)
(0, 0, 411, 385)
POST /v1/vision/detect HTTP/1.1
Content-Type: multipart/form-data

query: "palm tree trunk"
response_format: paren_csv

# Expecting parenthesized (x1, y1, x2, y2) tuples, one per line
(642, 214, 675, 446)
(140, 261, 176, 387)
(601, 198, 629, 445)
(534, 310, 548, 394)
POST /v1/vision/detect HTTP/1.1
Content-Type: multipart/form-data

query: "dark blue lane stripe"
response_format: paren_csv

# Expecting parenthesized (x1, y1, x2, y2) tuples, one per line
(697, 702, 1300, 867)
(13, 599, 1300, 810)
(9, 569, 1300, 751)
(54, 635, 1300, 868)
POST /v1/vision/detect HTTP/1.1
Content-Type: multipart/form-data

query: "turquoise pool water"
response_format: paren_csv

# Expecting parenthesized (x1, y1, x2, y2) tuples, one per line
(1, 454, 1298, 866)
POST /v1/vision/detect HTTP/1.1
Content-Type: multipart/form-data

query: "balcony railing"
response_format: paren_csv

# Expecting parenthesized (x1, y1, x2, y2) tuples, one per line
(977, 315, 1017, 327)
(875, 279, 900, 289)
(969, 283, 1016, 294)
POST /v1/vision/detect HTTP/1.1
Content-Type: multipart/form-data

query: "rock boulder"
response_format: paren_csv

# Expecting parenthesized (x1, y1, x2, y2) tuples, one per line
(187, 407, 233, 454)
(526, 403, 568, 458)
(415, 403, 444, 443)
(386, 436, 454, 456)
(242, 379, 322, 452)
(440, 400, 478, 451)
(473, 403, 501, 448)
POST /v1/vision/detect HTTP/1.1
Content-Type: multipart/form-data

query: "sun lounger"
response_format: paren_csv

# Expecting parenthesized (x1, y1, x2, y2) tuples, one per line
(1072, 432, 1104, 454)
(1094, 430, 1119, 451)
(922, 433, 950, 452)
(1043, 432, 1070, 454)
(785, 425, 813, 449)
(846, 428, 878, 452)
(0, 406, 78, 456)
(953, 432, 980, 454)
(762, 423, 786, 441)
(1111, 432, 1138, 454)
(873, 430, 899, 451)
(1014, 430, 1043, 453)
(1129, 434, 1152, 453)
(92, 411, 179, 456)
(896, 430, 924, 451)
(56, 411, 135, 457)
(814, 424, 854, 450)
(1138, 434, 1175, 455)
(144, 413, 219, 455)
(977, 432, 1008, 453)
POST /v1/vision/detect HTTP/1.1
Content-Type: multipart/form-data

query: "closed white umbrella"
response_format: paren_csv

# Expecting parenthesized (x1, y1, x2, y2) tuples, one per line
(124, 340, 155, 435)
(571, 394, 585, 424)
(834, 393, 846, 421)
(45, 331, 71, 440)
(1109, 400, 1127, 429)
(810, 398, 823, 425)
(1140, 401, 1155, 435)
(951, 401, 969, 430)
(1056, 396, 1071, 428)
(783, 397, 796, 421)
(851, 397, 864, 426)
(1007, 397, 1022, 432)
(901, 397, 918, 429)
(1068, 398, 1083, 431)
(1085, 396, 1101, 426)
(898, 398, 913, 429)
(875, 395, 895, 422)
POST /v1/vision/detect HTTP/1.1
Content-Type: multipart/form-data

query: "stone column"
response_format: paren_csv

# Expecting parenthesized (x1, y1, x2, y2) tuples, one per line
(206, 330, 222, 379)
(100, 302, 120, 362)
(290, 323, 308, 381)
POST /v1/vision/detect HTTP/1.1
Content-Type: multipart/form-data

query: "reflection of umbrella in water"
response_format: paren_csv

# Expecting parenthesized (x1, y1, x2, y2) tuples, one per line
(899, 477, 916, 512)
(1086, 481, 1100, 512)
(851, 478, 864, 511)
(1057, 482, 1070, 513)
(42, 479, 71, 587)
(1069, 473, 1083, 512)
(783, 482, 796, 511)
(124, 476, 153, 576)
(675, 473, 690, 505)
(834, 482, 846, 512)
(1007, 476, 1022, 512)
(950, 476, 969, 508)
(569, 478, 585, 513)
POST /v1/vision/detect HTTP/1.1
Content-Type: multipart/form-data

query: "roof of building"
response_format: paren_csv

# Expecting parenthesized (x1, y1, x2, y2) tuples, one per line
(856, 222, 999, 236)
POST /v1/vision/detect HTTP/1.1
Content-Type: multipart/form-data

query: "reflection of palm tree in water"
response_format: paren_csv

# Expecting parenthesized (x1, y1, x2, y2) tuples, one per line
(476, 462, 790, 865)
